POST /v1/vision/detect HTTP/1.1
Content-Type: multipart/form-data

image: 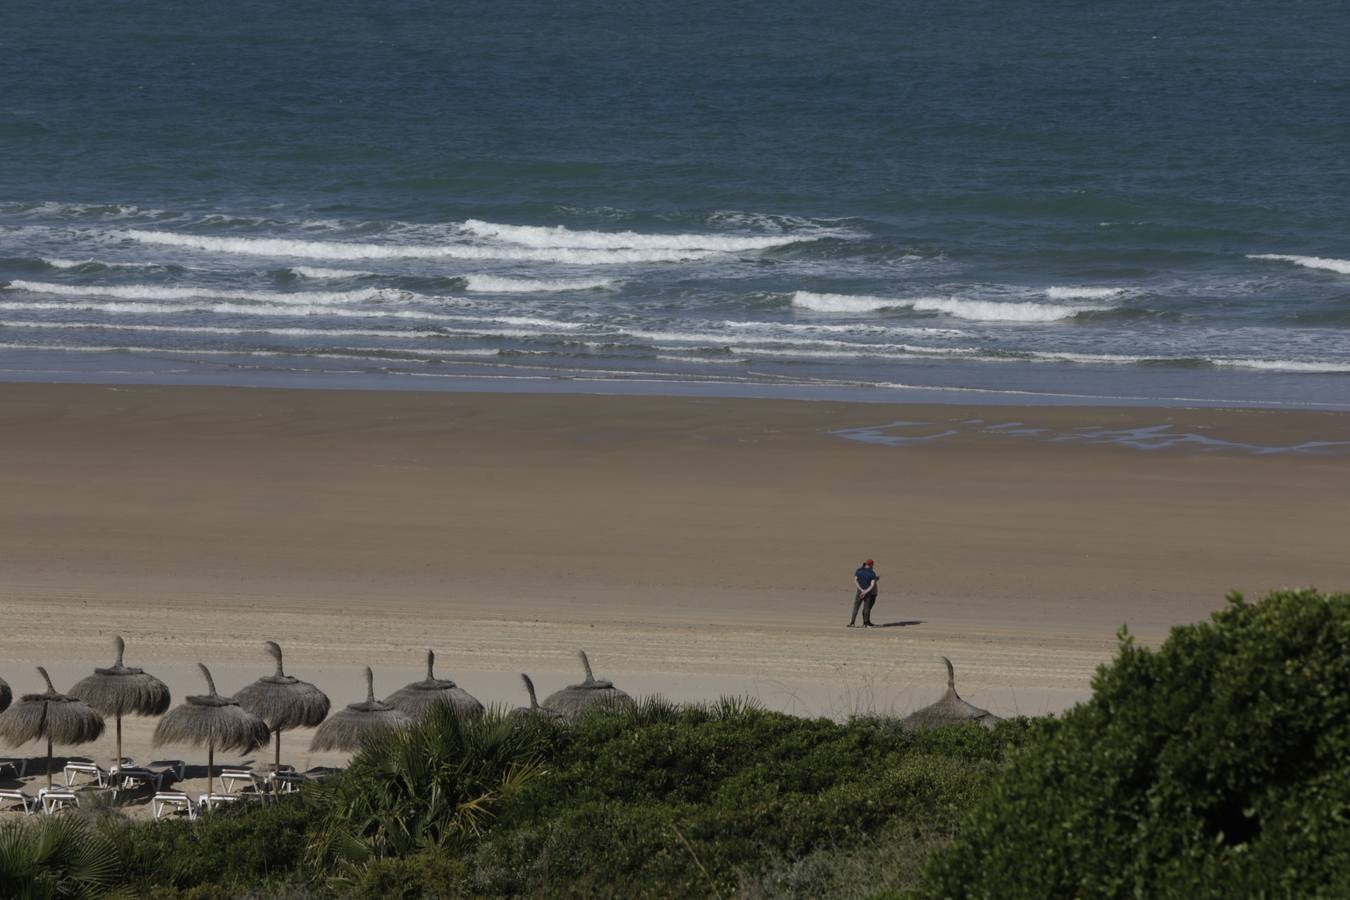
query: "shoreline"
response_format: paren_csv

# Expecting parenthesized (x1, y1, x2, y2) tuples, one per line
(3, 363, 1350, 413)
(2, 382, 1347, 777)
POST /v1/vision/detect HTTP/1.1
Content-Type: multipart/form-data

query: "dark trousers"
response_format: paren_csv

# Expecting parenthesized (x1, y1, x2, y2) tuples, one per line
(850, 589, 877, 626)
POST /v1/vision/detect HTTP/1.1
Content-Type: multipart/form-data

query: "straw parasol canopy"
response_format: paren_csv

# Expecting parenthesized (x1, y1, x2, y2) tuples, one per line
(0, 667, 106, 789)
(154, 664, 270, 797)
(235, 641, 331, 771)
(510, 674, 564, 721)
(69, 635, 171, 769)
(0, 675, 10, 713)
(311, 667, 412, 753)
(902, 657, 1002, 730)
(384, 650, 484, 720)
(541, 651, 635, 719)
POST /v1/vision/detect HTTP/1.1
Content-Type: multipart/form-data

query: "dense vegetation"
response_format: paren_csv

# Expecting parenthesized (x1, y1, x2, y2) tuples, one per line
(3, 588, 1347, 898)
(920, 589, 1350, 899)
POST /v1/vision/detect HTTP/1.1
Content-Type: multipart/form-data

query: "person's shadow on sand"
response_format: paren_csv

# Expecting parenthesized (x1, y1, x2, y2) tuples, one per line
(877, 620, 924, 628)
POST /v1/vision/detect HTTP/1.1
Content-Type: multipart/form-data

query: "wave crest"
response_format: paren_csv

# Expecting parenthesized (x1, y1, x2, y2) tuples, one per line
(1247, 254, 1350, 275)
(791, 291, 1107, 321)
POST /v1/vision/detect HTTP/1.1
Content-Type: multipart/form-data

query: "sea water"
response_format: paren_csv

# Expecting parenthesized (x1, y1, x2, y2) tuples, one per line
(2, 0, 1348, 407)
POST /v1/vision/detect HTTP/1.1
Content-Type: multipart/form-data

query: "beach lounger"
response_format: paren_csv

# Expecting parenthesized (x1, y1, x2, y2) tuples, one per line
(147, 759, 186, 781)
(152, 791, 196, 820)
(63, 761, 110, 788)
(39, 788, 80, 814)
(0, 758, 28, 779)
(112, 765, 169, 794)
(198, 792, 241, 812)
(303, 766, 340, 780)
(272, 770, 307, 794)
(0, 788, 37, 814)
(219, 768, 265, 794)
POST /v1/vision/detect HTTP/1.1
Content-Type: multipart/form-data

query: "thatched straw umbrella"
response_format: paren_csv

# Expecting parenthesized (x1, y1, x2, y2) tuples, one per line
(384, 650, 484, 720)
(311, 667, 411, 753)
(235, 641, 331, 772)
(69, 635, 171, 770)
(510, 674, 564, 721)
(0, 675, 10, 713)
(0, 667, 106, 789)
(154, 664, 270, 797)
(902, 657, 1002, 730)
(541, 651, 635, 719)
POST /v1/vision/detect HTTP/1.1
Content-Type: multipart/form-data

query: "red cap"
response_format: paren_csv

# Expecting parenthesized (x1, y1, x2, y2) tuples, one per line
(864, 559, 874, 566)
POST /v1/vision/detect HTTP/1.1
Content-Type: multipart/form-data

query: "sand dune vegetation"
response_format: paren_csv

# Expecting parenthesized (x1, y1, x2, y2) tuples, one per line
(1, 589, 1346, 898)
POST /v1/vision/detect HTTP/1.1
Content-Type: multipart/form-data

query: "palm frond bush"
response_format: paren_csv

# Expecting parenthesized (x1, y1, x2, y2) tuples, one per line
(0, 815, 122, 900)
(306, 703, 550, 875)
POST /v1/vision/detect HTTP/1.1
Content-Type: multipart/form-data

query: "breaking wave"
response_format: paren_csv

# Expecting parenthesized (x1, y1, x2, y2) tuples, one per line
(460, 219, 815, 252)
(6, 280, 407, 306)
(462, 274, 617, 293)
(1247, 254, 1350, 275)
(291, 266, 375, 279)
(1045, 286, 1128, 299)
(124, 230, 721, 264)
(791, 291, 1108, 322)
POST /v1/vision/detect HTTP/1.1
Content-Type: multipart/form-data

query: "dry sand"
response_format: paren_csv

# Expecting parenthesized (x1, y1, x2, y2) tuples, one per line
(2, 383, 1348, 812)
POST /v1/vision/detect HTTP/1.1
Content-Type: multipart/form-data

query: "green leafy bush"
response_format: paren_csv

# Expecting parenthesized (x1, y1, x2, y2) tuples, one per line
(921, 589, 1350, 899)
(0, 815, 122, 900)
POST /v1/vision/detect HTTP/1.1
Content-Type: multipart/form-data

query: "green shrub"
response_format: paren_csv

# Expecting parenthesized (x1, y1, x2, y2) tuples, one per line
(921, 589, 1350, 899)
(0, 815, 122, 899)
(106, 794, 316, 894)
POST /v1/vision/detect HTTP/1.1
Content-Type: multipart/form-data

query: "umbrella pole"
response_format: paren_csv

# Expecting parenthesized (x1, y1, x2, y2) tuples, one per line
(275, 727, 282, 772)
(208, 743, 215, 799)
(47, 734, 53, 790)
(116, 714, 123, 770)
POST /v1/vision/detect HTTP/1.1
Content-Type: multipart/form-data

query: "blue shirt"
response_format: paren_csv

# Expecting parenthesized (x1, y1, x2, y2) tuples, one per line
(855, 566, 877, 589)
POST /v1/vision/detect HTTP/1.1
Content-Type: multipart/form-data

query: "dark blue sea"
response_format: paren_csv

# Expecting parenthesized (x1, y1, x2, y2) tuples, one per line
(3, 0, 1348, 407)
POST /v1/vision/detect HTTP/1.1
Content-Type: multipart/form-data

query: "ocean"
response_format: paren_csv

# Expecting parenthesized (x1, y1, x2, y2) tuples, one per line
(2, 0, 1348, 407)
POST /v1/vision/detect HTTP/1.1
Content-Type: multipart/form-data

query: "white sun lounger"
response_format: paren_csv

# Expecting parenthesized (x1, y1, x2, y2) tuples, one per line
(63, 761, 110, 788)
(219, 768, 266, 794)
(39, 788, 80, 814)
(146, 759, 186, 781)
(198, 792, 241, 812)
(111, 766, 169, 794)
(272, 770, 307, 794)
(0, 788, 37, 814)
(152, 791, 196, 820)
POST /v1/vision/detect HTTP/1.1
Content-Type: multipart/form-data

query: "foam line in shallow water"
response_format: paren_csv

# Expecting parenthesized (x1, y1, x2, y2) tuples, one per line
(462, 274, 617, 292)
(123, 230, 721, 264)
(791, 291, 1110, 322)
(6, 280, 408, 306)
(460, 219, 822, 251)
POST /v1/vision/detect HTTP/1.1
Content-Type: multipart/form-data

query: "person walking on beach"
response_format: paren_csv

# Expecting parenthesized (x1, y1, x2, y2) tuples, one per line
(849, 559, 879, 628)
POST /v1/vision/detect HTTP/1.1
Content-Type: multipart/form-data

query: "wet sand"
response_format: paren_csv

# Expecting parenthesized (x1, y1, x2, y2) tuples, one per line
(2, 383, 1348, 812)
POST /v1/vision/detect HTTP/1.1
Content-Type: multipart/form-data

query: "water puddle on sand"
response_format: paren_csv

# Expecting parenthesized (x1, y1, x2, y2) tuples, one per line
(831, 420, 1350, 456)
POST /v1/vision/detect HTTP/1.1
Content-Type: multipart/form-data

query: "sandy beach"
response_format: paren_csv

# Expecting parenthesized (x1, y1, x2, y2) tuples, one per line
(2, 382, 1348, 806)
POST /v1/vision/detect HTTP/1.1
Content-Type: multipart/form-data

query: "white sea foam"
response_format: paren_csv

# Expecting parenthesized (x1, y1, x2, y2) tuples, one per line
(1213, 358, 1350, 373)
(718, 320, 966, 337)
(790, 292, 901, 313)
(461, 219, 810, 251)
(462, 274, 616, 293)
(792, 291, 1104, 322)
(0, 320, 445, 340)
(1246, 254, 1350, 275)
(124, 230, 718, 264)
(6, 280, 407, 306)
(292, 266, 375, 279)
(1045, 286, 1128, 300)
(0, 300, 591, 331)
(42, 258, 171, 271)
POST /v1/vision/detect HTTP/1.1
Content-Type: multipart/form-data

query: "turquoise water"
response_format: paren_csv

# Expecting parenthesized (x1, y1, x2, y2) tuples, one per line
(2, 0, 1348, 406)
